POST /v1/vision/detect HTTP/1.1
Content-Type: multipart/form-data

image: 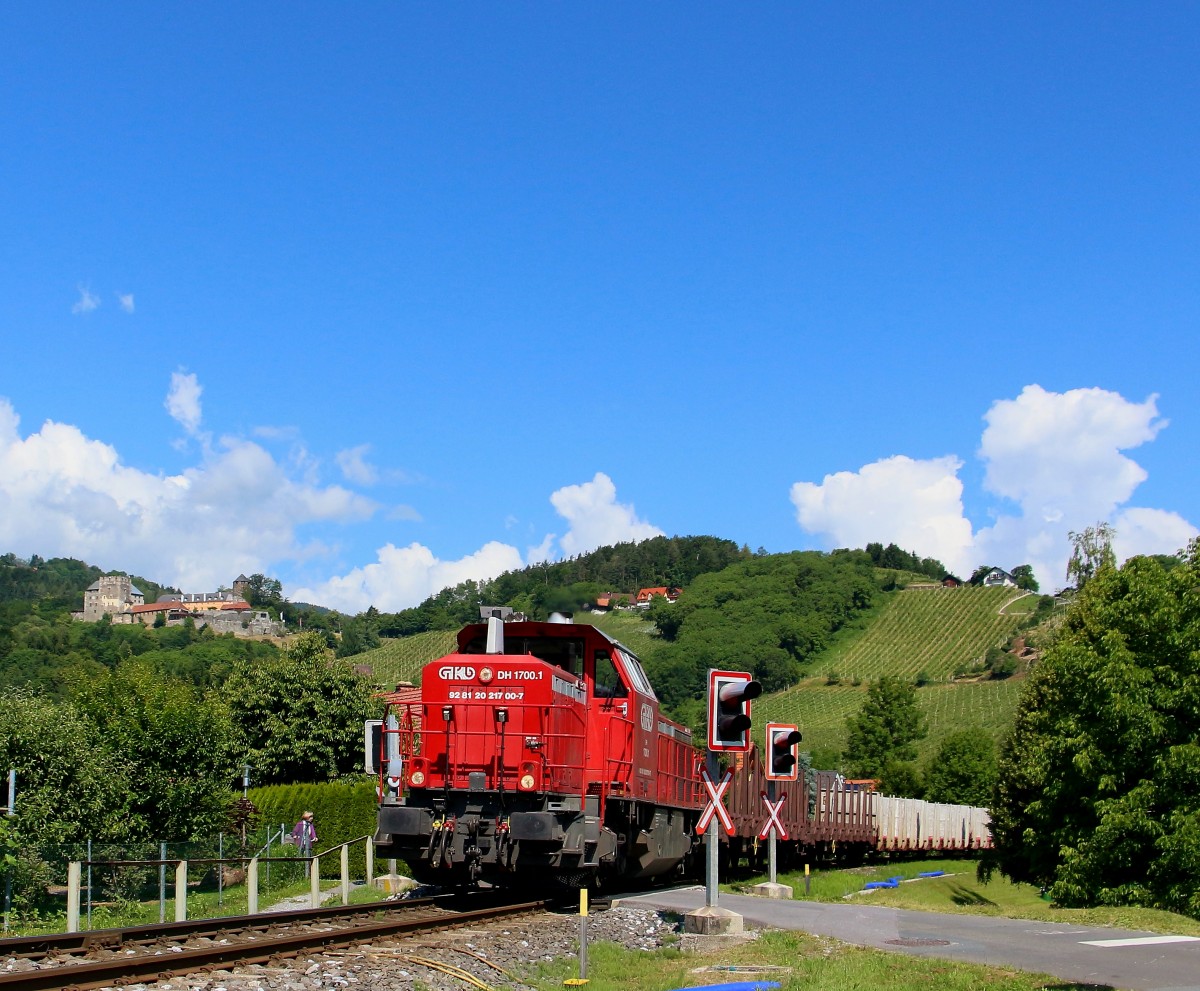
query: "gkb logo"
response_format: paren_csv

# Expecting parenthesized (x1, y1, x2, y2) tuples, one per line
(438, 665, 476, 681)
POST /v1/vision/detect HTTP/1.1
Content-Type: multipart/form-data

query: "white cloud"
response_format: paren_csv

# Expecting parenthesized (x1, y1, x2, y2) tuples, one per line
(165, 371, 203, 436)
(1112, 507, 1198, 563)
(116, 293, 135, 313)
(790, 385, 1197, 589)
(294, 472, 663, 612)
(790, 455, 976, 576)
(291, 541, 525, 613)
(550, 472, 664, 556)
(335, 444, 379, 485)
(0, 390, 377, 592)
(72, 285, 99, 315)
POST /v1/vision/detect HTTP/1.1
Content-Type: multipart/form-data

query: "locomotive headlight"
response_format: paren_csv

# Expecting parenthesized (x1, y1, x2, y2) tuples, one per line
(518, 760, 538, 791)
(408, 757, 428, 788)
(519, 773, 536, 790)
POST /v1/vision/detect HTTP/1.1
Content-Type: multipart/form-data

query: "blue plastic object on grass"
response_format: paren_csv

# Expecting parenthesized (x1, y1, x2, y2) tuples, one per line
(863, 880, 898, 889)
(668, 984, 781, 991)
(918, 870, 946, 878)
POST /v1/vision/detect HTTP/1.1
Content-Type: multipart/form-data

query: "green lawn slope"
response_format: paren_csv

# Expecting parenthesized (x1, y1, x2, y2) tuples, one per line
(816, 585, 1030, 682)
(757, 675, 1025, 766)
(351, 629, 458, 687)
(755, 585, 1037, 765)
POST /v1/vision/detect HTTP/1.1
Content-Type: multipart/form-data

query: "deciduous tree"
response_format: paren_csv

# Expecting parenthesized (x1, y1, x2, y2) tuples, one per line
(224, 631, 381, 784)
(924, 727, 997, 807)
(73, 661, 240, 839)
(1010, 564, 1039, 592)
(1065, 522, 1116, 591)
(843, 675, 926, 779)
(985, 541, 1200, 917)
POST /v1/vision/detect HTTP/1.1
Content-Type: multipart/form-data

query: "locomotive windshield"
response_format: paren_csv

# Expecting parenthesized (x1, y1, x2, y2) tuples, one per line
(459, 632, 585, 679)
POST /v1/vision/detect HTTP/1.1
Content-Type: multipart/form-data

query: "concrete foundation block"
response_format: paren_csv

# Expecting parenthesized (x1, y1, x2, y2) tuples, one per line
(684, 905, 744, 934)
(750, 881, 793, 899)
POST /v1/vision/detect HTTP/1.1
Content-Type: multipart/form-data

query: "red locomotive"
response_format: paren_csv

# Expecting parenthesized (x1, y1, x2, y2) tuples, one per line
(372, 615, 990, 888)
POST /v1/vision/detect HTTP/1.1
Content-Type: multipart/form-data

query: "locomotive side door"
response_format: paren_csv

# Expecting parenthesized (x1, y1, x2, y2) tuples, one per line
(591, 648, 634, 791)
(613, 647, 657, 799)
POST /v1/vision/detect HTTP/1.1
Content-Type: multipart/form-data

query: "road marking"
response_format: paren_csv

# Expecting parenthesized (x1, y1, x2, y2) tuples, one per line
(1081, 935, 1200, 947)
(1030, 929, 1091, 935)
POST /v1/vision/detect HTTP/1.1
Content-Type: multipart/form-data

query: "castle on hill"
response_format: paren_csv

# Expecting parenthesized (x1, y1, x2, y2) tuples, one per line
(74, 574, 280, 637)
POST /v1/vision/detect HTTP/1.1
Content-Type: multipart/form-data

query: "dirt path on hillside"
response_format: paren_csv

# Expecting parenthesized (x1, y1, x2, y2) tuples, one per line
(998, 590, 1034, 614)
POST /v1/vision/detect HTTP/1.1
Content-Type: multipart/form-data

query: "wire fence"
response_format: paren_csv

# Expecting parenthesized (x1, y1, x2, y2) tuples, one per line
(3, 823, 321, 934)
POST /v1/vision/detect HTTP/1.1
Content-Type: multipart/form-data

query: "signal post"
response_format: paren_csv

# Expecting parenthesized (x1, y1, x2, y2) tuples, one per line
(685, 670, 760, 935)
(752, 722, 801, 899)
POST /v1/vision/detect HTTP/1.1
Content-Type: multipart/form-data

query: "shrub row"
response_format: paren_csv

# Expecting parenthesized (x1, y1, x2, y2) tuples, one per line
(247, 779, 378, 878)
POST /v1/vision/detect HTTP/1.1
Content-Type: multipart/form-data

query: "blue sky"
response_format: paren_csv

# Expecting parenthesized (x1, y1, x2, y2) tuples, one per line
(2, 4, 1197, 611)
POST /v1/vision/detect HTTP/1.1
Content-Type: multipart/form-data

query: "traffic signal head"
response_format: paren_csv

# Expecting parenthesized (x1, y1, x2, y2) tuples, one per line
(707, 670, 762, 751)
(765, 722, 802, 780)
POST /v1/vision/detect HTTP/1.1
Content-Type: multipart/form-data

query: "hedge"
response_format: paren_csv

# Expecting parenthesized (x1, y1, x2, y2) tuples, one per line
(247, 778, 378, 878)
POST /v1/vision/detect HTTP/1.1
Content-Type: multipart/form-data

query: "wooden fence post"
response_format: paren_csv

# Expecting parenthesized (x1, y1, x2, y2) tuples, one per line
(66, 862, 81, 933)
(248, 856, 259, 915)
(175, 861, 187, 922)
(340, 845, 350, 905)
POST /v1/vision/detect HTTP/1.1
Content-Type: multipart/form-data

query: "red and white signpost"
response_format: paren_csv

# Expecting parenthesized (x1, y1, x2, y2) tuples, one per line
(697, 767, 735, 835)
(758, 790, 788, 842)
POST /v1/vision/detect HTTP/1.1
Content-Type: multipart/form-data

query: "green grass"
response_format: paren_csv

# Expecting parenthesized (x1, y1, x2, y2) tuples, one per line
(757, 675, 1025, 764)
(732, 857, 1200, 937)
(353, 629, 459, 686)
(527, 917, 1085, 991)
(816, 586, 1027, 682)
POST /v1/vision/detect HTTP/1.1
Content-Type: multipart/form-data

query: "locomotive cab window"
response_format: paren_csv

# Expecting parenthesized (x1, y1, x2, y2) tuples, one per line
(593, 649, 628, 699)
(616, 646, 656, 698)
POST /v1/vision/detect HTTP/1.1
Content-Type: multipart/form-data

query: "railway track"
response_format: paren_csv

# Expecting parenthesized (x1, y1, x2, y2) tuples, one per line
(0, 894, 553, 991)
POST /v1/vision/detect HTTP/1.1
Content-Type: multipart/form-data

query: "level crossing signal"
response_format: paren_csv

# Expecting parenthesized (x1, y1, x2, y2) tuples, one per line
(707, 670, 762, 751)
(764, 722, 802, 780)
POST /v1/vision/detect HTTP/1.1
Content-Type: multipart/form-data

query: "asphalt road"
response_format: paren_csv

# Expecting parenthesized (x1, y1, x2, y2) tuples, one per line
(616, 886, 1200, 991)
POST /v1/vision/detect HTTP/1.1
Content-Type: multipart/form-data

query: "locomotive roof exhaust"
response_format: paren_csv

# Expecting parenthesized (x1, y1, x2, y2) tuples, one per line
(485, 615, 505, 653)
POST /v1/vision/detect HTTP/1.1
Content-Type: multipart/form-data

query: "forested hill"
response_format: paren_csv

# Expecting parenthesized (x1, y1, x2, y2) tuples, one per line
(641, 550, 880, 712)
(373, 534, 748, 636)
(0, 554, 175, 613)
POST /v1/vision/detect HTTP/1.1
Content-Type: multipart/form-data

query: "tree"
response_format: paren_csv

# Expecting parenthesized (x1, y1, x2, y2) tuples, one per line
(223, 631, 381, 784)
(73, 661, 240, 840)
(1065, 522, 1116, 591)
(0, 690, 128, 845)
(843, 676, 927, 778)
(968, 565, 995, 586)
(1010, 564, 1039, 592)
(924, 728, 997, 806)
(985, 541, 1200, 917)
(243, 573, 284, 609)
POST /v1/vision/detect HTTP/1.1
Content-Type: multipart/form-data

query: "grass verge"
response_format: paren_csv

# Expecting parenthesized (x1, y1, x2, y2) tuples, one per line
(526, 926, 1086, 991)
(731, 856, 1200, 937)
